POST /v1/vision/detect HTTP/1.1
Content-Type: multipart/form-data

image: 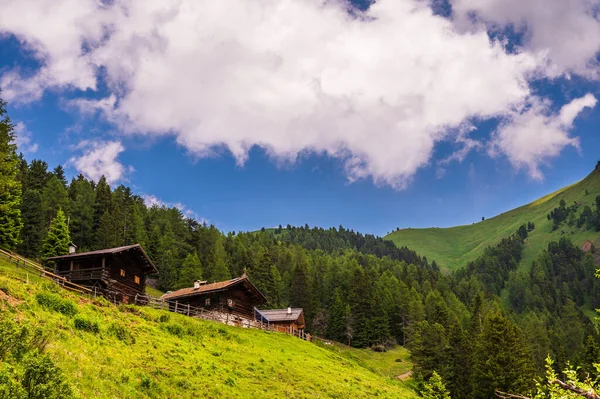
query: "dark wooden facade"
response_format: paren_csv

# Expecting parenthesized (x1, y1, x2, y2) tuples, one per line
(162, 275, 266, 320)
(255, 308, 305, 333)
(48, 244, 157, 303)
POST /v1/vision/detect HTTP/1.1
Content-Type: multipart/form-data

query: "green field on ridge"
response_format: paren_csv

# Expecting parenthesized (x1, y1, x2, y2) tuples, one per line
(385, 168, 600, 272)
(0, 256, 417, 399)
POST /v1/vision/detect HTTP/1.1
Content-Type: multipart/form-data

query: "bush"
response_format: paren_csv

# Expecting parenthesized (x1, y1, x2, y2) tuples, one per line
(73, 317, 100, 334)
(162, 323, 184, 337)
(21, 351, 74, 399)
(107, 323, 135, 344)
(0, 365, 25, 399)
(35, 293, 77, 317)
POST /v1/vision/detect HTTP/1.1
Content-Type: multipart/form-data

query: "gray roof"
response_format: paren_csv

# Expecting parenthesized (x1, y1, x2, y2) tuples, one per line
(47, 244, 158, 273)
(257, 308, 304, 322)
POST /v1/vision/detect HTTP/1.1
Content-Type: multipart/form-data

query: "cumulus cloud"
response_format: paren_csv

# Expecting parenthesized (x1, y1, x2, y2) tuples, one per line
(451, 0, 600, 78)
(12, 122, 38, 153)
(68, 140, 131, 184)
(0, 0, 596, 188)
(490, 94, 597, 179)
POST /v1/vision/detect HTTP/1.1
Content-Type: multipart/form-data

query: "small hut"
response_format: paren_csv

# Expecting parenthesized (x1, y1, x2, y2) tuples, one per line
(255, 307, 305, 333)
(48, 244, 157, 303)
(161, 274, 266, 326)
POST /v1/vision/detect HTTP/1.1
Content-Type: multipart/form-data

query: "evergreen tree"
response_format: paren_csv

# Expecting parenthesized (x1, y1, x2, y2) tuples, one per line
(175, 252, 203, 289)
(23, 159, 49, 192)
(290, 252, 313, 327)
(210, 237, 231, 282)
(18, 190, 45, 258)
(41, 175, 69, 227)
(471, 312, 535, 399)
(422, 372, 451, 399)
(41, 209, 71, 261)
(52, 165, 67, 187)
(93, 176, 112, 231)
(69, 177, 95, 250)
(326, 288, 348, 341)
(0, 94, 22, 249)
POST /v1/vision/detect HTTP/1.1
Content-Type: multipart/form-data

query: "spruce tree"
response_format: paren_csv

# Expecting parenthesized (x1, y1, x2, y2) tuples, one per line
(326, 287, 348, 342)
(0, 93, 22, 249)
(52, 165, 67, 187)
(18, 190, 45, 258)
(41, 175, 69, 227)
(41, 209, 71, 261)
(422, 372, 451, 399)
(69, 177, 95, 250)
(210, 237, 231, 282)
(176, 252, 203, 289)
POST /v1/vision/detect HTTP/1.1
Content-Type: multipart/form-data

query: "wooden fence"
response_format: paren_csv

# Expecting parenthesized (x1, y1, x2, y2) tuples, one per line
(0, 249, 313, 342)
(0, 248, 93, 296)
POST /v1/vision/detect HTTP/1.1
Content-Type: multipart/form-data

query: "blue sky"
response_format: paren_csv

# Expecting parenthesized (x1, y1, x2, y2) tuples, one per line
(1, 0, 600, 236)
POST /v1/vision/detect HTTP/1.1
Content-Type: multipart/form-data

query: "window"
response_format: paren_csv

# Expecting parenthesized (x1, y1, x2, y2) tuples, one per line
(120, 269, 126, 277)
(205, 298, 211, 306)
(227, 298, 234, 308)
(134, 276, 140, 285)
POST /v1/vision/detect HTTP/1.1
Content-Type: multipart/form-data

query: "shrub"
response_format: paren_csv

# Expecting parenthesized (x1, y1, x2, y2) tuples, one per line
(107, 323, 135, 344)
(35, 293, 77, 317)
(21, 351, 74, 399)
(73, 317, 100, 334)
(162, 323, 184, 337)
(158, 314, 170, 323)
(0, 365, 25, 399)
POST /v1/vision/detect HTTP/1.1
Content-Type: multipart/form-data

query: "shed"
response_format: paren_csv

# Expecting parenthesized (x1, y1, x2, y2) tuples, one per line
(255, 307, 305, 333)
(161, 274, 267, 323)
(47, 244, 157, 303)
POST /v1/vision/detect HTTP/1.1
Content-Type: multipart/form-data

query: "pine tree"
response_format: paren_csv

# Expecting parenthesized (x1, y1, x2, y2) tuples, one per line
(41, 209, 71, 261)
(210, 237, 231, 282)
(176, 252, 203, 289)
(69, 177, 95, 250)
(290, 254, 313, 326)
(471, 312, 535, 399)
(326, 287, 348, 342)
(93, 176, 112, 231)
(41, 175, 69, 228)
(0, 93, 22, 249)
(18, 189, 45, 258)
(422, 372, 451, 399)
(52, 165, 67, 187)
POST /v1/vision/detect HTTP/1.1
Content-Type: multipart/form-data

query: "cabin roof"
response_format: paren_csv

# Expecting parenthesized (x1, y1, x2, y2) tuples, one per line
(256, 308, 304, 322)
(47, 244, 158, 273)
(161, 275, 267, 303)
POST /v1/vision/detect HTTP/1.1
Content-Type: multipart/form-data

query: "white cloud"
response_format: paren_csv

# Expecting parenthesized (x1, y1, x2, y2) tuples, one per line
(489, 94, 597, 179)
(0, 0, 595, 188)
(68, 140, 131, 184)
(12, 122, 38, 153)
(451, 0, 600, 78)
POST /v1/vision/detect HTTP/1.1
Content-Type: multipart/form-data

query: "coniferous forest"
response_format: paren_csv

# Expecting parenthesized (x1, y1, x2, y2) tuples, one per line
(3, 93, 600, 398)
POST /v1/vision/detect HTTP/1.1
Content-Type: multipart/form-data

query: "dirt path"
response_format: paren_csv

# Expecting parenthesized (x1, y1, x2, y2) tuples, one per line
(396, 371, 413, 381)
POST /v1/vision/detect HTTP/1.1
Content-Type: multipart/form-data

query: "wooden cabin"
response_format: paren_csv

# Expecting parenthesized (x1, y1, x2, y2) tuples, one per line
(161, 274, 267, 324)
(48, 244, 157, 303)
(255, 307, 305, 333)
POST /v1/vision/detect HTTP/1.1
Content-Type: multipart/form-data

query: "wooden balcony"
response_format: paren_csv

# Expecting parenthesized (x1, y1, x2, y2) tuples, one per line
(55, 267, 107, 281)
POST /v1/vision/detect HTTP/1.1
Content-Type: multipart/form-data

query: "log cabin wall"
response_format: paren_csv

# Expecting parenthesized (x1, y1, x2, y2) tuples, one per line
(107, 252, 147, 298)
(168, 285, 261, 320)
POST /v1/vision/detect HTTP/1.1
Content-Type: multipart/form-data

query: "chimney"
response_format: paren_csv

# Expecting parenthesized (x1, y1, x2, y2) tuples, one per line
(68, 243, 77, 254)
(194, 280, 200, 289)
(287, 307, 292, 315)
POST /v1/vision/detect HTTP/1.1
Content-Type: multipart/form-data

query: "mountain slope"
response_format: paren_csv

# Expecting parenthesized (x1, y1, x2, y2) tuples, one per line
(0, 257, 417, 399)
(385, 167, 600, 272)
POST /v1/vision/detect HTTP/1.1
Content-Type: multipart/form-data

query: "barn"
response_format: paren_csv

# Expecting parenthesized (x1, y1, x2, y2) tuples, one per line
(254, 307, 306, 334)
(161, 274, 267, 326)
(48, 244, 157, 303)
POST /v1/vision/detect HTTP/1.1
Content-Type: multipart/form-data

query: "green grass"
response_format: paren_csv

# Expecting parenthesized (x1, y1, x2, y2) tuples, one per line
(321, 343, 413, 378)
(0, 257, 417, 399)
(144, 285, 165, 298)
(386, 169, 600, 273)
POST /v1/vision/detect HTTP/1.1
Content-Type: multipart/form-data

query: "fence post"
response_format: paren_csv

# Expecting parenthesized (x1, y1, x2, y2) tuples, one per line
(187, 303, 190, 316)
(175, 301, 178, 313)
(134, 294, 138, 305)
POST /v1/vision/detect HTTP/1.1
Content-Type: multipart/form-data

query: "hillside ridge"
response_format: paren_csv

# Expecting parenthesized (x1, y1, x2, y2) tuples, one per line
(385, 167, 600, 272)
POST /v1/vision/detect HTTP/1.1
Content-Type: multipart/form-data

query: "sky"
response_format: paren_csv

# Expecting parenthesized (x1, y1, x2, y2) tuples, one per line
(1, 0, 599, 236)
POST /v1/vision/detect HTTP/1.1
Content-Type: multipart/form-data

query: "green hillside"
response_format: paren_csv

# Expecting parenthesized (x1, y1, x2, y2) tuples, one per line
(0, 257, 417, 399)
(386, 167, 600, 272)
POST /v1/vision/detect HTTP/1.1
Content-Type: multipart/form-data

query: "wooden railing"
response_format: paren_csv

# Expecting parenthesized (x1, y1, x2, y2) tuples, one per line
(55, 267, 107, 281)
(0, 249, 93, 296)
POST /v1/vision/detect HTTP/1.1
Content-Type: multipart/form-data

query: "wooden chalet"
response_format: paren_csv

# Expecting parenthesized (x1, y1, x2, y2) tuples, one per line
(161, 274, 267, 323)
(47, 244, 157, 303)
(254, 307, 305, 333)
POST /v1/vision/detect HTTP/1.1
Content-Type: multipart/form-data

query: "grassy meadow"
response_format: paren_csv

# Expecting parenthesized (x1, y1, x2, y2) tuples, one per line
(0, 257, 417, 399)
(386, 169, 600, 273)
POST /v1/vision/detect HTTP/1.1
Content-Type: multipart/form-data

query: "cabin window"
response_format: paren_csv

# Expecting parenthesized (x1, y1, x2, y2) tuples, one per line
(205, 298, 211, 306)
(120, 269, 126, 277)
(227, 298, 234, 308)
(134, 275, 140, 285)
